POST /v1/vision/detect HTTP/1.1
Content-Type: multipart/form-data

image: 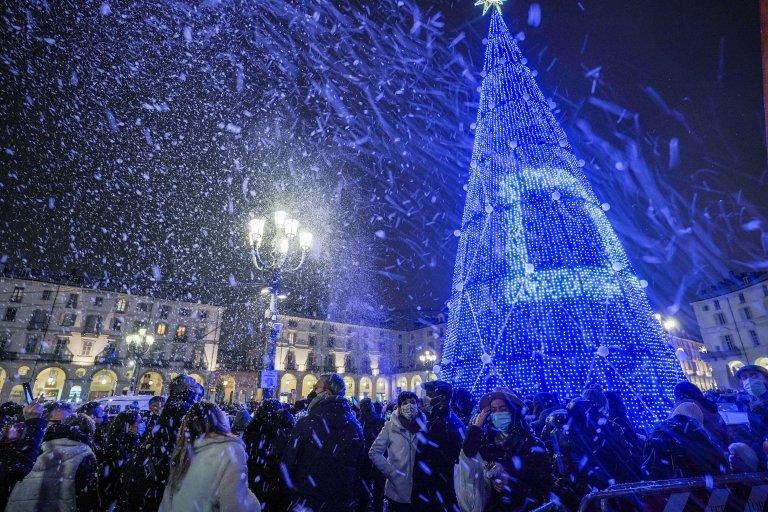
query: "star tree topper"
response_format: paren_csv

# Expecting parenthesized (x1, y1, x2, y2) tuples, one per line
(475, 0, 505, 15)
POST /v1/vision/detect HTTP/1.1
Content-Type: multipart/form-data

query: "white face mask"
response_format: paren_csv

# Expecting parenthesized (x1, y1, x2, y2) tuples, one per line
(400, 403, 418, 420)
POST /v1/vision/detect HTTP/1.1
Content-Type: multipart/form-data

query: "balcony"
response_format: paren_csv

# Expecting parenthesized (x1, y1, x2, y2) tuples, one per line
(0, 350, 18, 360)
(37, 352, 74, 363)
(94, 354, 122, 365)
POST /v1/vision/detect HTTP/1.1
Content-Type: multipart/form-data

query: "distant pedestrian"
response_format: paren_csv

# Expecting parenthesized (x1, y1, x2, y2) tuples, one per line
(118, 375, 203, 511)
(7, 413, 101, 512)
(282, 373, 364, 512)
(244, 399, 295, 512)
(159, 401, 261, 512)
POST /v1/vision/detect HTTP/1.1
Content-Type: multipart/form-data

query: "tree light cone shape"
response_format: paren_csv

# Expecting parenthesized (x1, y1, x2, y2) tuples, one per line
(440, 11, 682, 428)
(274, 210, 288, 230)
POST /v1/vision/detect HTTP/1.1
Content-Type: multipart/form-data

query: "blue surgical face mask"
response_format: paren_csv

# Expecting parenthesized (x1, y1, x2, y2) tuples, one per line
(491, 411, 513, 432)
(745, 378, 768, 398)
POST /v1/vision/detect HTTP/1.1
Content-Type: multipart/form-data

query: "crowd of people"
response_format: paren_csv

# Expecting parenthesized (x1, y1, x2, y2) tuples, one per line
(0, 364, 767, 512)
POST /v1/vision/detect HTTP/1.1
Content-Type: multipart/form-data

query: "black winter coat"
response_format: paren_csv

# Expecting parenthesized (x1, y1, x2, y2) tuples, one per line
(282, 396, 365, 512)
(412, 404, 464, 512)
(244, 400, 296, 512)
(99, 430, 141, 507)
(642, 415, 727, 480)
(117, 399, 193, 511)
(464, 423, 553, 512)
(359, 412, 385, 480)
(0, 418, 46, 511)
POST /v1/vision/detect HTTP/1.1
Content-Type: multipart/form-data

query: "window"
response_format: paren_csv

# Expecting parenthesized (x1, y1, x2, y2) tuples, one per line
(347, 339, 353, 350)
(287, 332, 296, 345)
(714, 299, 721, 310)
(398, 345, 403, 354)
(66, 293, 79, 308)
(83, 314, 103, 335)
(41, 290, 52, 301)
(28, 309, 49, 331)
(288, 319, 298, 328)
(137, 302, 150, 313)
(0, 331, 9, 351)
(81, 339, 93, 356)
(53, 337, 68, 356)
(156, 322, 167, 336)
(175, 325, 187, 341)
(328, 336, 335, 348)
(198, 309, 209, 321)
(715, 313, 727, 325)
(750, 330, 760, 346)
(3, 307, 17, 322)
(115, 298, 127, 313)
(329, 325, 336, 333)
(194, 326, 206, 340)
(92, 296, 103, 307)
(179, 308, 191, 317)
(110, 317, 123, 331)
(308, 335, 316, 346)
(739, 293, 746, 304)
(61, 313, 77, 327)
(744, 307, 753, 320)
(25, 334, 38, 354)
(702, 305, 710, 312)
(763, 284, 768, 297)
(159, 305, 171, 319)
(10, 286, 24, 303)
(724, 335, 736, 351)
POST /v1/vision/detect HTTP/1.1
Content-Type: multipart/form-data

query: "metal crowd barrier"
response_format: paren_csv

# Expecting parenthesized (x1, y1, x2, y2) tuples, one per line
(577, 473, 768, 512)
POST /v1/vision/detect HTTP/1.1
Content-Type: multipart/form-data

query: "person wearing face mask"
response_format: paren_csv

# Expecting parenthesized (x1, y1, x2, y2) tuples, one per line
(99, 410, 145, 508)
(736, 364, 768, 458)
(369, 391, 424, 512)
(460, 388, 553, 512)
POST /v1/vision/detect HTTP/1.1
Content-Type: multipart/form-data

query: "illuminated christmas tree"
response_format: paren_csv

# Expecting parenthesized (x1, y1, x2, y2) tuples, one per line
(440, 3, 683, 427)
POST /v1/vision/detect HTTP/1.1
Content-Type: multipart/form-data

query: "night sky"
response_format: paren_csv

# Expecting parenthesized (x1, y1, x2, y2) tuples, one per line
(1, 0, 765, 340)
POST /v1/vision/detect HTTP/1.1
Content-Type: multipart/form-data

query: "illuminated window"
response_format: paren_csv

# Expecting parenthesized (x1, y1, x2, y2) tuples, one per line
(175, 324, 187, 341)
(115, 298, 127, 313)
(156, 322, 168, 336)
(10, 287, 24, 303)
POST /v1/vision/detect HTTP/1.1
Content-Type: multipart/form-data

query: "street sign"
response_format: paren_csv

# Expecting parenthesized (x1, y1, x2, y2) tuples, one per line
(260, 370, 278, 389)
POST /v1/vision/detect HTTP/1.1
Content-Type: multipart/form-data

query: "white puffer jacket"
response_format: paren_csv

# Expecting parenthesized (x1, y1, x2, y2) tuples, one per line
(159, 435, 261, 512)
(6, 438, 94, 512)
(368, 413, 423, 504)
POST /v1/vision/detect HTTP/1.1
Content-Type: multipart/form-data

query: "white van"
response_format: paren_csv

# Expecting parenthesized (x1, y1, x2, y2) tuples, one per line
(97, 394, 156, 416)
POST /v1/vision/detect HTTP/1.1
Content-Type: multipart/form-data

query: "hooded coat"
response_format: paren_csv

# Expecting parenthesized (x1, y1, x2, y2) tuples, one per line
(282, 395, 364, 512)
(6, 423, 100, 512)
(118, 377, 201, 511)
(369, 411, 425, 504)
(159, 435, 261, 512)
(243, 400, 296, 512)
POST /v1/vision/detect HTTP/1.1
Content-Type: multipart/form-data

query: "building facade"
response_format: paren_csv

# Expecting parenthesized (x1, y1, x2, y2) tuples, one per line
(0, 275, 224, 403)
(214, 315, 445, 404)
(668, 335, 716, 391)
(691, 274, 768, 389)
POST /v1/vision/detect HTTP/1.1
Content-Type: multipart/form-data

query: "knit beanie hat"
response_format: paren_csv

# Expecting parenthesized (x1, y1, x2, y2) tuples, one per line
(729, 442, 759, 472)
(670, 401, 703, 424)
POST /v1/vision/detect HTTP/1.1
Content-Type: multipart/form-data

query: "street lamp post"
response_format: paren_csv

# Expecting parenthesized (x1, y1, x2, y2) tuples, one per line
(126, 327, 156, 394)
(247, 210, 313, 398)
(419, 349, 437, 382)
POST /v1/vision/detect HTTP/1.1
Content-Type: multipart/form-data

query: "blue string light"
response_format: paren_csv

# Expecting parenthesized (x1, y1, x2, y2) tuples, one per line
(440, 11, 683, 428)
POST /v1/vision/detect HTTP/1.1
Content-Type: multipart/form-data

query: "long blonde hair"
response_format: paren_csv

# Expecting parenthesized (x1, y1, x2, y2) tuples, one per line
(168, 401, 233, 491)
